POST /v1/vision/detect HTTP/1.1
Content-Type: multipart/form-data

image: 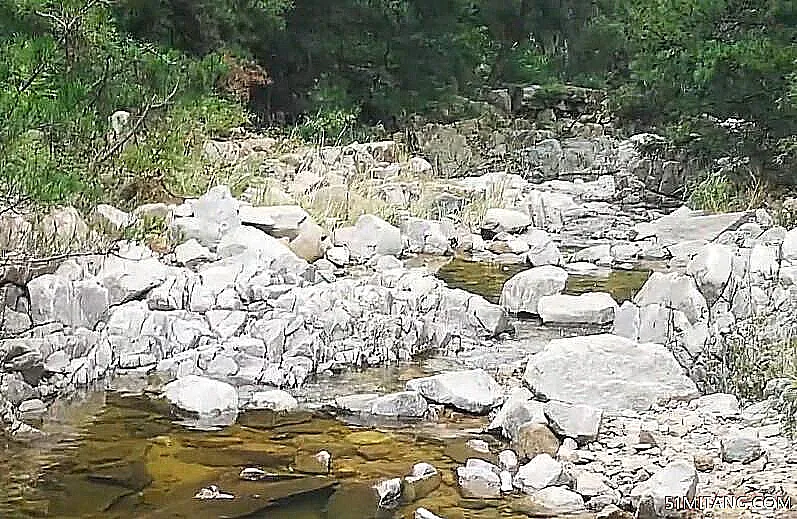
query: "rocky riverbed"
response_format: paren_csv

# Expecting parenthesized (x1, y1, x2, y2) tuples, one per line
(2, 117, 797, 518)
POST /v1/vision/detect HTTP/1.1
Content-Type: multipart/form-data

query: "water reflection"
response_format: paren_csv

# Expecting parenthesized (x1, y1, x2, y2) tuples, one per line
(436, 257, 650, 304)
(0, 390, 537, 519)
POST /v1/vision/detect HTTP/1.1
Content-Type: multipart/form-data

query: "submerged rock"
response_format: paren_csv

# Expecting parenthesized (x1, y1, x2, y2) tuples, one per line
(402, 462, 441, 502)
(294, 450, 332, 475)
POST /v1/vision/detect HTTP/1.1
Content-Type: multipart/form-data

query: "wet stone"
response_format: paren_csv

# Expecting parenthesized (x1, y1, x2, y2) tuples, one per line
(512, 422, 560, 461)
(294, 450, 332, 474)
(402, 462, 441, 502)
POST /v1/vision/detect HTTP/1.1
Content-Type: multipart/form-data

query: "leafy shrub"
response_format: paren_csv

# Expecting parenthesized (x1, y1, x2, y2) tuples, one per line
(297, 108, 360, 144)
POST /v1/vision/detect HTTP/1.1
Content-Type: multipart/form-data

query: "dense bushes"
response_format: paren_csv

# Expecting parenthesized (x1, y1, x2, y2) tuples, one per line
(0, 0, 247, 207)
(2, 0, 796, 207)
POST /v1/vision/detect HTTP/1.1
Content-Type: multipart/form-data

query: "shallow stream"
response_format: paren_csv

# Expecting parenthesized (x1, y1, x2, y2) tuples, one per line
(0, 259, 652, 518)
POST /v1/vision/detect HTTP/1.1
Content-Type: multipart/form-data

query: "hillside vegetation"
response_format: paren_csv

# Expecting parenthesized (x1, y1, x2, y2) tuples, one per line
(2, 0, 796, 207)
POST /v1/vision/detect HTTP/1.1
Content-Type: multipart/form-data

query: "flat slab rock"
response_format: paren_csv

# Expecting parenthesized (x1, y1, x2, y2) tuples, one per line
(523, 334, 699, 412)
(537, 292, 618, 325)
(406, 369, 504, 414)
(635, 207, 750, 247)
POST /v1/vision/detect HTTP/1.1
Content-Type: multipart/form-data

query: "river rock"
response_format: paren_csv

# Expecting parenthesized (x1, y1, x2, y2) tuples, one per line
(512, 423, 560, 461)
(405, 369, 503, 414)
(246, 389, 298, 412)
(401, 217, 456, 255)
(402, 462, 441, 501)
(522, 229, 563, 266)
(690, 393, 740, 418)
(456, 459, 502, 499)
(163, 375, 238, 416)
(481, 208, 532, 238)
(500, 470, 514, 493)
(334, 393, 379, 414)
(783, 228, 797, 262)
(543, 401, 602, 445)
(370, 391, 429, 418)
(629, 460, 698, 518)
(574, 244, 612, 266)
(28, 275, 110, 329)
(333, 214, 402, 262)
(537, 292, 618, 325)
(514, 454, 565, 493)
(720, 433, 763, 463)
(612, 301, 640, 340)
(92, 204, 133, 231)
(565, 262, 611, 277)
(415, 508, 444, 519)
(2, 309, 31, 335)
(686, 243, 734, 305)
(640, 207, 749, 247)
(575, 470, 613, 498)
(487, 387, 547, 439)
(171, 185, 240, 248)
(523, 334, 699, 411)
(633, 272, 708, 324)
(512, 486, 586, 516)
(499, 266, 568, 314)
(174, 239, 215, 268)
(498, 449, 518, 472)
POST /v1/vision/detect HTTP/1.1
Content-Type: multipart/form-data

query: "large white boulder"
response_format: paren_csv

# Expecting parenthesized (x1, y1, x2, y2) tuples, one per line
(163, 375, 239, 416)
(500, 266, 568, 314)
(537, 292, 618, 325)
(406, 369, 504, 414)
(333, 214, 402, 262)
(523, 334, 699, 412)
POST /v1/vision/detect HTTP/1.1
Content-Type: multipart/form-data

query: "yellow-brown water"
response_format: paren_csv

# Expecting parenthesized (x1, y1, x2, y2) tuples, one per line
(0, 391, 592, 519)
(436, 258, 651, 304)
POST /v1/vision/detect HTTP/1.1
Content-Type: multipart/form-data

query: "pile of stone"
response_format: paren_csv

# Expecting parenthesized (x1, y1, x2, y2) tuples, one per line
(329, 332, 795, 518)
(0, 185, 514, 434)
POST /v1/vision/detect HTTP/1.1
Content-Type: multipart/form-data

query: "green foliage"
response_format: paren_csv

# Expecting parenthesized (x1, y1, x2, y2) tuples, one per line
(0, 0, 247, 206)
(297, 108, 360, 144)
(4, 0, 797, 209)
(688, 173, 738, 213)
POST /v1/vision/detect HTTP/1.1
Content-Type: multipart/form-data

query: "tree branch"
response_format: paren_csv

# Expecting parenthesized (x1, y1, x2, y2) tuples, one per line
(90, 80, 181, 168)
